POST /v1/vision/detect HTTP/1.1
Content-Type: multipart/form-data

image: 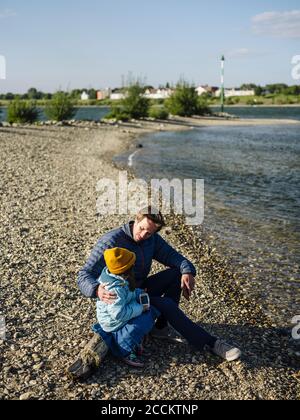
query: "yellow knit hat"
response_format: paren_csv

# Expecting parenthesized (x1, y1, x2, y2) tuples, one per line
(104, 248, 136, 275)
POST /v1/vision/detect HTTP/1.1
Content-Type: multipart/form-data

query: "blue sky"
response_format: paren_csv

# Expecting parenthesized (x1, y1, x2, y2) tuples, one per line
(0, 0, 300, 92)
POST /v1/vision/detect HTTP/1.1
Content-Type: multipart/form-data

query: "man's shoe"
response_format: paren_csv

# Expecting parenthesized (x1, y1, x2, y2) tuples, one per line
(150, 325, 186, 344)
(212, 339, 241, 362)
(67, 333, 109, 381)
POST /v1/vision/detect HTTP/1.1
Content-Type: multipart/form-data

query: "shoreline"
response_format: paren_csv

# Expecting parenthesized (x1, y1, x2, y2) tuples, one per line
(0, 119, 299, 400)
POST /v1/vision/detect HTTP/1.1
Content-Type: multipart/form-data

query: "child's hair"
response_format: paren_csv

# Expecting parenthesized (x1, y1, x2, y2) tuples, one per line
(120, 266, 136, 292)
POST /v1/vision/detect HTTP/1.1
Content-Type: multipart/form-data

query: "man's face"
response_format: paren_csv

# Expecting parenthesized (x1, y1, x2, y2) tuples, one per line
(132, 217, 159, 243)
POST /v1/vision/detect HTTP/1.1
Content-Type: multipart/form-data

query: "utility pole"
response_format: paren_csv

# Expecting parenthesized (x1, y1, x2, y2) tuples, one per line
(221, 55, 225, 113)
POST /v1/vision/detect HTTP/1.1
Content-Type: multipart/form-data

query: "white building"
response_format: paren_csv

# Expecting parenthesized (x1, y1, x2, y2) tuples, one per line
(195, 86, 210, 96)
(81, 91, 89, 101)
(144, 88, 173, 99)
(215, 88, 255, 98)
(110, 92, 126, 100)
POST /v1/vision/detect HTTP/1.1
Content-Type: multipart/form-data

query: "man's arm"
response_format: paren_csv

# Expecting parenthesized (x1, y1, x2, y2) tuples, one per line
(153, 234, 196, 276)
(77, 238, 114, 298)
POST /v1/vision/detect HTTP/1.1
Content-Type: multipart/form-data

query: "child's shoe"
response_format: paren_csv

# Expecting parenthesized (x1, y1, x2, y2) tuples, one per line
(122, 352, 145, 368)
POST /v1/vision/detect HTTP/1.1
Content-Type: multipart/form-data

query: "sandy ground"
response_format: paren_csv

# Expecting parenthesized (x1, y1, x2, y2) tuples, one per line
(0, 117, 299, 400)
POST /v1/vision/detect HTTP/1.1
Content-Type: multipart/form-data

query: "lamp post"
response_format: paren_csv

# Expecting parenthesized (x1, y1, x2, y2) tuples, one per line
(221, 55, 225, 113)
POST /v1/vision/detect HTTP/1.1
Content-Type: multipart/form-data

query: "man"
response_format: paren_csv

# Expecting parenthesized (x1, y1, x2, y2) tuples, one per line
(69, 207, 241, 380)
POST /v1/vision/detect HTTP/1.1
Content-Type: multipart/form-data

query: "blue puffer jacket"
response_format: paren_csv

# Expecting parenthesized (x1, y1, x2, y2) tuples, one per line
(96, 267, 145, 333)
(78, 221, 196, 298)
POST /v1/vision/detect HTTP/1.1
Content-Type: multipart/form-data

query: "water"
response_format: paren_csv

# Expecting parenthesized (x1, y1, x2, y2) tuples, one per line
(212, 106, 300, 121)
(116, 124, 300, 325)
(0, 106, 110, 122)
(1, 105, 300, 122)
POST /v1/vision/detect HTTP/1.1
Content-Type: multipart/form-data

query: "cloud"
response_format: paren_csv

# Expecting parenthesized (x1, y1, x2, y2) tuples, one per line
(0, 9, 16, 19)
(252, 10, 300, 38)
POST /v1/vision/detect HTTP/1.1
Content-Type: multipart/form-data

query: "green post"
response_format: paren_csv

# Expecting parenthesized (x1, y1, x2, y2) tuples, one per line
(221, 55, 225, 113)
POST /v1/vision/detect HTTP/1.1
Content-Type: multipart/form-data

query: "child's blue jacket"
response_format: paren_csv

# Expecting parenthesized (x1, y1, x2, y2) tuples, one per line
(96, 267, 145, 332)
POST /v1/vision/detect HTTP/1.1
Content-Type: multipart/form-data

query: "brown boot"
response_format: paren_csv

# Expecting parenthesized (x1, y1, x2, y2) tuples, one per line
(67, 334, 109, 381)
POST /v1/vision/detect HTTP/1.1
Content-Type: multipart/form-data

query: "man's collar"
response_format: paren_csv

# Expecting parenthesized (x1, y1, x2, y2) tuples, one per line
(122, 221, 135, 241)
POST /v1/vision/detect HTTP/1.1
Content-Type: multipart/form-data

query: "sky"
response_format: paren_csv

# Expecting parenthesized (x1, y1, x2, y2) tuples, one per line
(0, 0, 300, 93)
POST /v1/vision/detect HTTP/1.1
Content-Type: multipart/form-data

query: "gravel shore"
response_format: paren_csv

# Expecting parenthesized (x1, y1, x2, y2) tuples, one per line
(0, 118, 299, 400)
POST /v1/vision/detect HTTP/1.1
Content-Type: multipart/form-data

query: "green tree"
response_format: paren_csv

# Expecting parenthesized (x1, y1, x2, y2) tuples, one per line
(107, 84, 150, 121)
(148, 105, 169, 120)
(5, 92, 15, 100)
(44, 92, 75, 121)
(240, 83, 257, 90)
(254, 86, 264, 96)
(266, 84, 288, 94)
(7, 98, 38, 124)
(87, 89, 97, 100)
(166, 82, 211, 117)
(27, 87, 42, 100)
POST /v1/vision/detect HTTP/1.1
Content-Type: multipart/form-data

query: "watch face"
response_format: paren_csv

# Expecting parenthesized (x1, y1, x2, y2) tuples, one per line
(141, 295, 149, 305)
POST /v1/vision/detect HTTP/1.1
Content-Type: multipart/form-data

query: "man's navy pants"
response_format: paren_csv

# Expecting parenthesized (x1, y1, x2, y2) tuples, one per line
(139, 268, 217, 351)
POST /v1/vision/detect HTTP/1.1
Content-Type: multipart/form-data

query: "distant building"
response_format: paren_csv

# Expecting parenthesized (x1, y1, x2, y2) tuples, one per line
(196, 85, 219, 96)
(144, 88, 173, 99)
(215, 88, 255, 98)
(81, 91, 89, 101)
(97, 89, 111, 100)
(195, 86, 210, 96)
(110, 91, 126, 100)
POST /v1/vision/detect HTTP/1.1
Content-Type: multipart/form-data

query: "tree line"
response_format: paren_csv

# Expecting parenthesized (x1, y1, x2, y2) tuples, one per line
(0, 82, 212, 123)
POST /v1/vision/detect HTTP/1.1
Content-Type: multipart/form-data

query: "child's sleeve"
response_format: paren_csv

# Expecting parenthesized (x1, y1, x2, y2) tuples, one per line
(106, 287, 143, 323)
(135, 288, 144, 302)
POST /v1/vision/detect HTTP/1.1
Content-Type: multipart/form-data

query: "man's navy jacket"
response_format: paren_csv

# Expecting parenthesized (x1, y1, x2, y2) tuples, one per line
(78, 221, 197, 298)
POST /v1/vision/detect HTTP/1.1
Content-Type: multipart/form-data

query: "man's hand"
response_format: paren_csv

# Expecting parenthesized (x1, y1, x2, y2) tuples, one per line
(97, 284, 117, 304)
(181, 274, 196, 301)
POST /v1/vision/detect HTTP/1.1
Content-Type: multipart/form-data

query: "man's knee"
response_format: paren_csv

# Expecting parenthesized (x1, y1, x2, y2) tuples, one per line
(161, 296, 177, 307)
(169, 267, 181, 278)
(167, 267, 181, 284)
(168, 268, 182, 291)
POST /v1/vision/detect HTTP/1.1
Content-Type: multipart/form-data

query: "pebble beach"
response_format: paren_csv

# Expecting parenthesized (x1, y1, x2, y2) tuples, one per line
(0, 117, 299, 400)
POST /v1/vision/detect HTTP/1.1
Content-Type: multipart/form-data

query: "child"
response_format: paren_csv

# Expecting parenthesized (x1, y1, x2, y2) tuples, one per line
(93, 247, 159, 367)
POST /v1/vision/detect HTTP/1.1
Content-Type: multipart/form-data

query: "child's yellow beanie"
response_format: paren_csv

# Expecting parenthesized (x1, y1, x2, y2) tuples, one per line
(104, 248, 136, 275)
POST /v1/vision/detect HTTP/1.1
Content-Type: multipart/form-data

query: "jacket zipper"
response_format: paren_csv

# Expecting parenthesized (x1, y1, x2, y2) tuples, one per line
(139, 245, 145, 273)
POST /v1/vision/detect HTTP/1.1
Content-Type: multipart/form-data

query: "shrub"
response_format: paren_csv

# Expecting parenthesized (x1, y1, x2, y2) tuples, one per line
(44, 92, 75, 121)
(196, 96, 212, 115)
(105, 105, 131, 122)
(148, 106, 169, 120)
(122, 84, 150, 119)
(166, 82, 211, 116)
(7, 99, 38, 124)
(105, 84, 150, 121)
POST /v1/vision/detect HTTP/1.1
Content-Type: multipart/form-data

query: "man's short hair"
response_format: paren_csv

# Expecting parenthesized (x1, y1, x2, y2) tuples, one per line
(136, 206, 166, 232)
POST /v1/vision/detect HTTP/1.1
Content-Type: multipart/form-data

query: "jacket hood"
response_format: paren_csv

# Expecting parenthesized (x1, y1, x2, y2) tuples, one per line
(100, 267, 128, 289)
